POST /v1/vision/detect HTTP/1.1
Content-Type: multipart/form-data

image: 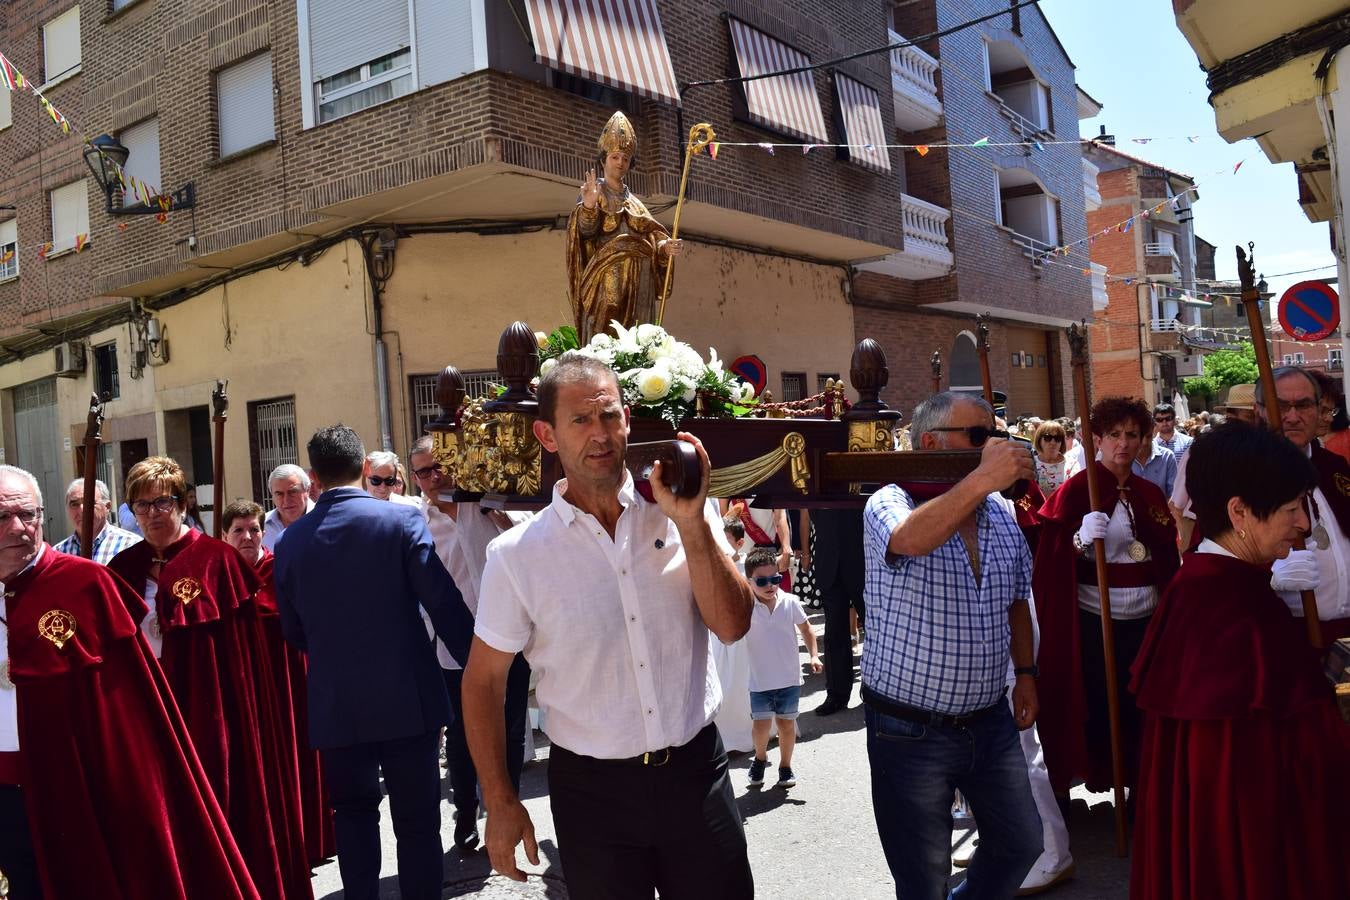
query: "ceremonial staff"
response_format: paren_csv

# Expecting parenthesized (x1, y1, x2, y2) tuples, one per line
(79, 392, 104, 558)
(1237, 244, 1323, 647)
(655, 122, 716, 326)
(1068, 322, 1129, 857)
(976, 312, 995, 406)
(211, 380, 228, 539)
(930, 350, 942, 395)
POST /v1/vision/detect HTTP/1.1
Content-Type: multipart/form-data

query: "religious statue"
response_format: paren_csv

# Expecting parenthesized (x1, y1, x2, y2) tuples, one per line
(566, 111, 683, 344)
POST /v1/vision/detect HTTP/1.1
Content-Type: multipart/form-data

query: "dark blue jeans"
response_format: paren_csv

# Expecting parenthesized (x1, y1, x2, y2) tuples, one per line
(866, 703, 1042, 900)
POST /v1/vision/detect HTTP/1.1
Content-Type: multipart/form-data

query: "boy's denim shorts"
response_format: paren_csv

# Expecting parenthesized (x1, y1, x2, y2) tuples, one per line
(749, 685, 801, 720)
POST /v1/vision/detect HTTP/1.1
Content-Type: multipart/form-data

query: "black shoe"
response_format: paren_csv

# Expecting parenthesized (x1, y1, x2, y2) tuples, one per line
(454, 816, 480, 852)
(815, 697, 847, 717)
(747, 758, 767, 788)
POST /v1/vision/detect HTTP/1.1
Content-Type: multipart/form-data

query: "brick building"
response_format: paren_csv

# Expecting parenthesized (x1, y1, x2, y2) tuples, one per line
(1084, 140, 1211, 407)
(0, 0, 1094, 535)
(853, 0, 1098, 420)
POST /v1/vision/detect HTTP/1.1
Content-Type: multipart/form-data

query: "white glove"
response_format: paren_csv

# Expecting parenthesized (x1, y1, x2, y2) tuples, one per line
(1076, 511, 1110, 547)
(1271, 547, 1321, 593)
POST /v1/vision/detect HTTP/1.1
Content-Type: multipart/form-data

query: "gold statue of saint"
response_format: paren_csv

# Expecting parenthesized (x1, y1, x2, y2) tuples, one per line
(567, 111, 683, 344)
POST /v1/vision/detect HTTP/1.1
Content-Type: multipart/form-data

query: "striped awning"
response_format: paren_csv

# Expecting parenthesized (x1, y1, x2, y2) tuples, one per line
(523, 0, 681, 105)
(834, 73, 890, 173)
(727, 18, 829, 143)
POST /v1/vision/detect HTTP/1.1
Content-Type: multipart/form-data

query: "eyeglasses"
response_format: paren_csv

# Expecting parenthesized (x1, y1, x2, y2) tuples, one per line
(0, 507, 43, 527)
(752, 574, 784, 588)
(368, 475, 400, 487)
(132, 496, 179, 515)
(412, 464, 442, 479)
(1276, 399, 1318, 414)
(927, 426, 1009, 448)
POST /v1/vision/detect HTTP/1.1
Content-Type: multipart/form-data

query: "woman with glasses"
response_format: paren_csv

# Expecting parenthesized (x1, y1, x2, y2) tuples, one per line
(1031, 420, 1071, 496)
(108, 457, 313, 900)
(1130, 423, 1350, 899)
(1031, 397, 1180, 800)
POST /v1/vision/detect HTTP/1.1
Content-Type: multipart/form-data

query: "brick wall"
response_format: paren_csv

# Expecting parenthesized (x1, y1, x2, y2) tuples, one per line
(1087, 164, 1148, 400)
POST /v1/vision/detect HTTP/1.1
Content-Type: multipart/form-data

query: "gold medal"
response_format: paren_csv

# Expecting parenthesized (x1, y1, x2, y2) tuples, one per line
(1312, 524, 1330, 548)
(37, 609, 77, 650)
(0, 659, 12, 691)
(1127, 540, 1148, 562)
(171, 577, 202, 606)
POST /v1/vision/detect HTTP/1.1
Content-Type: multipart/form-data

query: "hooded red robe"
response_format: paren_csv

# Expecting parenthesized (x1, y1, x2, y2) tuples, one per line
(109, 529, 311, 900)
(1129, 550, 1350, 899)
(255, 549, 336, 864)
(4, 546, 261, 899)
(1032, 463, 1180, 793)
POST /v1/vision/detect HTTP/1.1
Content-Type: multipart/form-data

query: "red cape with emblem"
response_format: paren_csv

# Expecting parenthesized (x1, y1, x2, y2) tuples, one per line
(1129, 551, 1350, 899)
(255, 549, 335, 864)
(109, 529, 311, 900)
(6, 546, 261, 899)
(1032, 463, 1180, 793)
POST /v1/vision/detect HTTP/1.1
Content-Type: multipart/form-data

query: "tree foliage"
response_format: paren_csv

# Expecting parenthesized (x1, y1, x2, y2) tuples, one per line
(1183, 342, 1259, 398)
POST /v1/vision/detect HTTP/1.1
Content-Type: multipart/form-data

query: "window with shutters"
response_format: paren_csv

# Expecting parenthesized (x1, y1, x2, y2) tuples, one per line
(0, 83, 11, 131)
(42, 7, 81, 86)
(49, 180, 89, 254)
(0, 219, 16, 281)
(93, 343, 120, 401)
(409, 370, 498, 441)
(317, 47, 414, 124)
(217, 53, 275, 159)
(781, 372, 805, 403)
(118, 118, 161, 201)
(248, 396, 299, 504)
(816, 373, 840, 393)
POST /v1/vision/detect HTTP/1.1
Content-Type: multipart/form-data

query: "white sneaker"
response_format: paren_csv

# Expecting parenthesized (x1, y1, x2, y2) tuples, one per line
(951, 837, 978, 868)
(1016, 858, 1075, 896)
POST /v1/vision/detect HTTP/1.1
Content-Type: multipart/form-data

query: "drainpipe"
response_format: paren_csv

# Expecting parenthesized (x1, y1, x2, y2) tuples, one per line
(363, 229, 399, 451)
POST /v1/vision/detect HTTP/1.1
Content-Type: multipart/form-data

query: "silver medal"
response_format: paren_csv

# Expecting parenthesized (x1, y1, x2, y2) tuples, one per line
(0, 659, 12, 691)
(1311, 524, 1330, 548)
(1127, 540, 1148, 562)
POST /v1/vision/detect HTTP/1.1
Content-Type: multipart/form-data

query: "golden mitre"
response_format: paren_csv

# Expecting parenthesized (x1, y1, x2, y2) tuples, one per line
(597, 110, 637, 156)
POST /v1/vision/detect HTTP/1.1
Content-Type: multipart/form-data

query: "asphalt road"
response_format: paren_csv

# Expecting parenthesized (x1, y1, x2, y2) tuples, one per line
(311, 616, 1132, 899)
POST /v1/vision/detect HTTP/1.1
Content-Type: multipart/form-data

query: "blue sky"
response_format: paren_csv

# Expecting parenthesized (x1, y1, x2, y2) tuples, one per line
(1039, 0, 1337, 304)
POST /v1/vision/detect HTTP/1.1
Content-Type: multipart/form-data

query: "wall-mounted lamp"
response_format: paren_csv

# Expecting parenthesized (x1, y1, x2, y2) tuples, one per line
(82, 134, 196, 216)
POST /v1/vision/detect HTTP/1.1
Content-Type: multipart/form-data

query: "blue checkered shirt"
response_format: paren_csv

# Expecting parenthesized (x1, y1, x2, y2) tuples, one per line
(53, 523, 143, 565)
(861, 485, 1031, 715)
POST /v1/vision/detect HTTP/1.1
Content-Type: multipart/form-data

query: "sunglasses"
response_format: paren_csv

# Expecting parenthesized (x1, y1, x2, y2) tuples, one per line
(367, 475, 401, 487)
(752, 574, 784, 588)
(1040, 435, 1063, 442)
(1154, 415, 1174, 422)
(927, 425, 1010, 448)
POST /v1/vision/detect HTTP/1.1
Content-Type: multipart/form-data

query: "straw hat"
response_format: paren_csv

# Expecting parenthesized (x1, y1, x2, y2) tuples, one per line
(1218, 383, 1255, 412)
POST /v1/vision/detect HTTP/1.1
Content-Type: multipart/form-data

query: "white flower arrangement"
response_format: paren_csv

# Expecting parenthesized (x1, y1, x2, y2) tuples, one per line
(538, 321, 757, 427)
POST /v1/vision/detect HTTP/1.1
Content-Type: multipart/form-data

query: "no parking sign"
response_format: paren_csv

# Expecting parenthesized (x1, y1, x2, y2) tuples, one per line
(1277, 281, 1340, 342)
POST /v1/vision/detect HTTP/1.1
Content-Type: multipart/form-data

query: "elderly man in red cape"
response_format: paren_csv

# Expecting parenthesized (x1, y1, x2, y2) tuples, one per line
(221, 498, 336, 866)
(109, 457, 311, 900)
(0, 464, 260, 900)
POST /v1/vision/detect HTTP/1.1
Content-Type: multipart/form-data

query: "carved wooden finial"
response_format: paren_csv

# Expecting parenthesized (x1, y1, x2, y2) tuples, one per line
(1067, 321, 1090, 367)
(976, 312, 992, 352)
(495, 321, 540, 404)
(432, 366, 465, 427)
(1236, 243, 1256, 294)
(849, 338, 890, 413)
(930, 350, 942, 379)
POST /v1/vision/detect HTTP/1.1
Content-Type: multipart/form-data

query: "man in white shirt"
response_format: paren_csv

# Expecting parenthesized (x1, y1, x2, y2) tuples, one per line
(408, 436, 530, 853)
(1061, 417, 1086, 475)
(262, 464, 315, 551)
(463, 353, 754, 897)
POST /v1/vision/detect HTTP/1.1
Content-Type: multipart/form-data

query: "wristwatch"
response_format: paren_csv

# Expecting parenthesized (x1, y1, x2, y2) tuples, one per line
(1014, 665, 1039, 679)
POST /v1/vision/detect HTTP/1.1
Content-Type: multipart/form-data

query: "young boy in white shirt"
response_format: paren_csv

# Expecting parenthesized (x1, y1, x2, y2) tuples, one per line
(743, 547, 821, 789)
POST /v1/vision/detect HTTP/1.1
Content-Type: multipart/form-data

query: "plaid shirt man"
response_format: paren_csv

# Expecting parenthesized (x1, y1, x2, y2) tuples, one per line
(53, 523, 142, 565)
(861, 484, 1031, 715)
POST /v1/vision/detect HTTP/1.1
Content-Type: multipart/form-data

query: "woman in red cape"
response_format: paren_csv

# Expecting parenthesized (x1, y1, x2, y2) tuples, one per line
(1130, 422, 1350, 899)
(1033, 398, 1179, 795)
(108, 458, 311, 900)
(221, 499, 336, 866)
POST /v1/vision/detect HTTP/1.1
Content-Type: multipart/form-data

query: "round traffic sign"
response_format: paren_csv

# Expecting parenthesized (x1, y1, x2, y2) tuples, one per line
(1277, 281, 1340, 342)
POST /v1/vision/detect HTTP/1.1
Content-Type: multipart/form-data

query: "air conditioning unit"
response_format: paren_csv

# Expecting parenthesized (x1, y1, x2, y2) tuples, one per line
(54, 341, 86, 377)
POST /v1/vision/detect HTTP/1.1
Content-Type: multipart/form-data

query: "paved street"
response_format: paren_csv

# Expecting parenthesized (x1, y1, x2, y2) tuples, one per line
(312, 616, 1132, 899)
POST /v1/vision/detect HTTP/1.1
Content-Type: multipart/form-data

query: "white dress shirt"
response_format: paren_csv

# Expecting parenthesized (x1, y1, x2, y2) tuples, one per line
(1075, 498, 1158, 620)
(477, 473, 732, 759)
(0, 545, 44, 752)
(263, 500, 315, 552)
(140, 579, 164, 659)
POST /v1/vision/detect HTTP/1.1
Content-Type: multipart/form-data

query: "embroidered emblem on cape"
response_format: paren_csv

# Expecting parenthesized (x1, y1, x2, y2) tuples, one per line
(38, 609, 77, 650)
(171, 577, 203, 606)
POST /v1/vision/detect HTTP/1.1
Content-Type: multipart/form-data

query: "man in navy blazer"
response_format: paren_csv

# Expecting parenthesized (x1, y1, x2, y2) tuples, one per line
(276, 423, 474, 900)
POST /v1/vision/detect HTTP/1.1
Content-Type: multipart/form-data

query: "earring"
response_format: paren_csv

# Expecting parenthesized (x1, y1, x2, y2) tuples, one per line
(1238, 529, 1247, 539)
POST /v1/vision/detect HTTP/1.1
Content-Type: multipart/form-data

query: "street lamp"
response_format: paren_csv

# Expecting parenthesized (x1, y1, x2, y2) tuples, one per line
(82, 134, 196, 216)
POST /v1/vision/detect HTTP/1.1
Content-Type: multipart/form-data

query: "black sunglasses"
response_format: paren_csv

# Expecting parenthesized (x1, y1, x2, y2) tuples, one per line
(368, 475, 400, 487)
(752, 574, 784, 588)
(927, 426, 1010, 448)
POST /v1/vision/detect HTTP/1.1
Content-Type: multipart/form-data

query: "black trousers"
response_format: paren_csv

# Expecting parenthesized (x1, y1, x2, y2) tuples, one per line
(320, 729, 443, 900)
(822, 584, 865, 704)
(1078, 609, 1151, 789)
(547, 724, 753, 900)
(0, 785, 42, 900)
(443, 654, 530, 819)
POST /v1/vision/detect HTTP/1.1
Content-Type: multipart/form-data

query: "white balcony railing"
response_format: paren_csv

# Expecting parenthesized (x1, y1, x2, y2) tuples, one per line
(1090, 262, 1108, 312)
(889, 29, 942, 130)
(1082, 158, 1101, 211)
(1144, 242, 1179, 261)
(1150, 317, 1183, 333)
(856, 192, 953, 280)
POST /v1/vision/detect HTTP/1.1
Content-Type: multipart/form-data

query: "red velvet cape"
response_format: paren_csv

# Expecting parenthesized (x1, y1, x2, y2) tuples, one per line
(109, 530, 312, 900)
(1129, 551, 1350, 899)
(255, 550, 335, 864)
(7, 546, 261, 899)
(1032, 464, 1180, 793)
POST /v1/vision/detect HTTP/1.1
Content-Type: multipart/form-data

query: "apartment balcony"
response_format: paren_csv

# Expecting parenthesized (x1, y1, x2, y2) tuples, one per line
(1090, 262, 1108, 311)
(1082, 158, 1101, 211)
(1149, 318, 1240, 354)
(889, 29, 942, 131)
(1144, 242, 1181, 283)
(857, 193, 954, 280)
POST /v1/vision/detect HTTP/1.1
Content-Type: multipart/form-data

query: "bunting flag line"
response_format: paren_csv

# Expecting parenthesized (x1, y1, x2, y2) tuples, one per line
(74, 233, 89, 252)
(36, 242, 52, 261)
(708, 142, 719, 160)
(915, 144, 930, 156)
(0, 52, 24, 90)
(971, 136, 990, 148)
(758, 142, 775, 156)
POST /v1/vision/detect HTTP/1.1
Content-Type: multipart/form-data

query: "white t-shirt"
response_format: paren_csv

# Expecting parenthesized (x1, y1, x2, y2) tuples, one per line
(743, 590, 808, 693)
(477, 473, 732, 759)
